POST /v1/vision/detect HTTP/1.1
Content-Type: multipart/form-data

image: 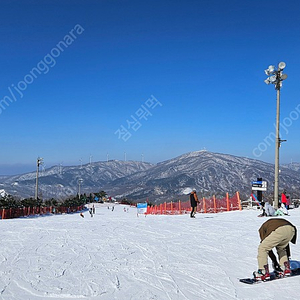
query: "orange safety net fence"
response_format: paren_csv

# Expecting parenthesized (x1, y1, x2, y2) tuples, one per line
(146, 192, 241, 215)
(0, 205, 85, 220)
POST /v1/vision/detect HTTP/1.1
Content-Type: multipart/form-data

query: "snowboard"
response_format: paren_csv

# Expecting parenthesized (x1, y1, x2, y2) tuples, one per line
(239, 268, 300, 284)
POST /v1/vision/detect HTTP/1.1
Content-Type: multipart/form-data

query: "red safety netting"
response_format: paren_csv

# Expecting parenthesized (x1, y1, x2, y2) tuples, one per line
(146, 192, 241, 215)
(0, 205, 85, 220)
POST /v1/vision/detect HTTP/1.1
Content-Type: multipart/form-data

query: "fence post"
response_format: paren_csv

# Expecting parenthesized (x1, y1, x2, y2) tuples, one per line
(179, 200, 181, 214)
(213, 195, 216, 213)
(171, 201, 173, 214)
(226, 192, 229, 211)
(160, 203, 162, 215)
(203, 197, 206, 213)
(164, 202, 167, 214)
(237, 191, 242, 211)
(2, 209, 5, 220)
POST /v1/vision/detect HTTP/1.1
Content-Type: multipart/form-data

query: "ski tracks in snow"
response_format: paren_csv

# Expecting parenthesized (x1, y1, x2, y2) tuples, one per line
(0, 209, 237, 299)
(0, 205, 280, 299)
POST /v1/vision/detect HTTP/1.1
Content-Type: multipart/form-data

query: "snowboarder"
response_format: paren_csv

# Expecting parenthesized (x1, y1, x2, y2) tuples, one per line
(190, 189, 199, 218)
(253, 218, 297, 281)
(264, 201, 275, 216)
(275, 203, 288, 216)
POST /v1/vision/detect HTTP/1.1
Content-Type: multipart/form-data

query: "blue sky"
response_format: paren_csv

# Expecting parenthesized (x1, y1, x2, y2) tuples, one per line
(1, 0, 300, 175)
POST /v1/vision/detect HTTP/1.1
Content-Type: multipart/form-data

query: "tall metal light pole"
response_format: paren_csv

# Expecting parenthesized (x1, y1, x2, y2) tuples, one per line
(264, 62, 288, 209)
(78, 178, 83, 199)
(35, 157, 43, 200)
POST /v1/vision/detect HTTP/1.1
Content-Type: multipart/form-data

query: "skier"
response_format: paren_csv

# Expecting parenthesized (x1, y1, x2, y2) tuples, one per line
(253, 218, 297, 281)
(89, 207, 93, 217)
(190, 189, 199, 218)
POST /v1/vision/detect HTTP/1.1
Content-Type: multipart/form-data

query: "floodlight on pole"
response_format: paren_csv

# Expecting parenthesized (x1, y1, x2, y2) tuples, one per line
(264, 62, 288, 209)
(264, 65, 276, 76)
(278, 62, 286, 70)
(268, 65, 275, 73)
(269, 75, 277, 83)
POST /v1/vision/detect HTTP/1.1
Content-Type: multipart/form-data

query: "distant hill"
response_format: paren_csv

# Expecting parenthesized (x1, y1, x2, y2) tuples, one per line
(0, 151, 299, 203)
(103, 151, 300, 203)
(282, 162, 300, 172)
(0, 160, 153, 200)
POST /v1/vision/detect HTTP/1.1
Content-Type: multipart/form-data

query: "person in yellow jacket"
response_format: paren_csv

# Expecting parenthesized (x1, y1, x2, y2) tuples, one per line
(253, 218, 297, 281)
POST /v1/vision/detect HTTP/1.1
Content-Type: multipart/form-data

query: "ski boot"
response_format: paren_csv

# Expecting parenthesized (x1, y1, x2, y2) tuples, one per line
(283, 261, 291, 277)
(253, 265, 270, 281)
(273, 261, 283, 278)
(274, 261, 291, 278)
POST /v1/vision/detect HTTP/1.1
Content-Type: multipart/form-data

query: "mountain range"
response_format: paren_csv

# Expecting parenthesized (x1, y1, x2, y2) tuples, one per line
(0, 150, 299, 203)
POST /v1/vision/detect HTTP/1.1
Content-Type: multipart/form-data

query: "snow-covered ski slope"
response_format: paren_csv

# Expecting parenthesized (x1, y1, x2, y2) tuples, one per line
(1, 203, 300, 300)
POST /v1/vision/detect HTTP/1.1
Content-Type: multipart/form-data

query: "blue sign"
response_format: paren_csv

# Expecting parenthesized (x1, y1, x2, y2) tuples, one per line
(252, 181, 267, 191)
(137, 203, 148, 214)
(252, 181, 262, 185)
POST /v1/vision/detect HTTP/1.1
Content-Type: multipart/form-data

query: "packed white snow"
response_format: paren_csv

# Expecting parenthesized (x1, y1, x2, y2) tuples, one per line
(1, 203, 300, 300)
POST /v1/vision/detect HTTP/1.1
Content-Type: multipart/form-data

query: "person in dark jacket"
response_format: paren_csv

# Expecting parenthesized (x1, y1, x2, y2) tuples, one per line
(190, 189, 199, 218)
(253, 218, 297, 281)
